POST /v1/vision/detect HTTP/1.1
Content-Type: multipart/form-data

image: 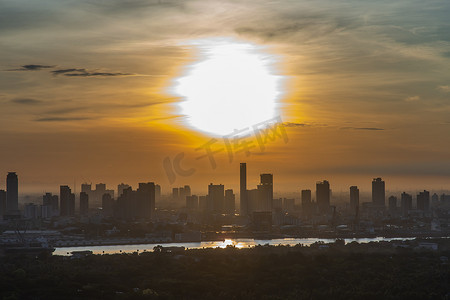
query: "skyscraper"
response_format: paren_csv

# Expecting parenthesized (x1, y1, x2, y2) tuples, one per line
(258, 174, 273, 211)
(372, 178, 385, 207)
(301, 189, 311, 215)
(401, 192, 412, 216)
(417, 190, 430, 212)
(0, 190, 6, 216)
(6, 172, 18, 212)
(316, 180, 330, 214)
(388, 195, 397, 213)
(208, 183, 225, 213)
(224, 189, 235, 214)
(349, 186, 359, 214)
(137, 182, 155, 219)
(80, 192, 89, 215)
(240, 163, 248, 216)
(60, 185, 75, 216)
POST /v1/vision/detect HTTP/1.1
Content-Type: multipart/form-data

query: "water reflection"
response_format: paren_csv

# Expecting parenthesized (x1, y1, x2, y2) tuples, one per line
(54, 237, 414, 256)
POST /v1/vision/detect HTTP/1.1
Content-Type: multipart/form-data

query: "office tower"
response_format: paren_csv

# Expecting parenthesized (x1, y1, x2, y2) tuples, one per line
(43, 192, 59, 217)
(0, 190, 6, 216)
(102, 193, 114, 216)
(155, 184, 161, 201)
(172, 188, 179, 201)
(60, 185, 75, 216)
(316, 180, 330, 214)
(283, 198, 295, 212)
(199, 195, 208, 211)
(6, 172, 18, 212)
(388, 196, 397, 213)
(301, 189, 312, 215)
(186, 195, 199, 210)
(349, 186, 359, 214)
(224, 189, 235, 214)
(417, 190, 430, 212)
(137, 182, 155, 219)
(208, 183, 225, 213)
(80, 192, 89, 215)
(401, 192, 412, 216)
(240, 163, 248, 216)
(372, 178, 385, 207)
(258, 174, 273, 211)
(118, 183, 130, 198)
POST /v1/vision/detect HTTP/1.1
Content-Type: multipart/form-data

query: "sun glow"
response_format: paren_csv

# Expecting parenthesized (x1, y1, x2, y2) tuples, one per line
(173, 38, 284, 136)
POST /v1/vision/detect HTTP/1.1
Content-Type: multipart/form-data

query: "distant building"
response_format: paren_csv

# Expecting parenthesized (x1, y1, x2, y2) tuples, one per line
(240, 163, 248, 216)
(80, 192, 89, 215)
(172, 188, 179, 201)
(24, 203, 38, 219)
(252, 211, 272, 232)
(118, 183, 130, 198)
(401, 192, 412, 216)
(60, 185, 75, 216)
(301, 189, 312, 215)
(43, 192, 59, 217)
(6, 172, 18, 213)
(102, 193, 114, 216)
(224, 189, 235, 214)
(258, 174, 273, 212)
(208, 183, 225, 213)
(372, 178, 385, 207)
(283, 198, 295, 213)
(199, 195, 208, 211)
(273, 198, 282, 211)
(316, 180, 330, 214)
(81, 183, 114, 208)
(186, 195, 199, 210)
(0, 190, 6, 216)
(417, 190, 430, 212)
(115, 182, 155, 220)
(388, 195, 397, 213)
(349, 186, 359, 214)
(155, 184, 161, 201)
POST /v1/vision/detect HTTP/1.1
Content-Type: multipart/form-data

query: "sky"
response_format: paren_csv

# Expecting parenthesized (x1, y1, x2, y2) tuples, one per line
(1, 0, 450, 195)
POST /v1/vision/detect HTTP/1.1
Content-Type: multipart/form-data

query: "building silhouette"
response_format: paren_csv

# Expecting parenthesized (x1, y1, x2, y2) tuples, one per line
(349, 186, 359, 214)
(372, 178, 385, 207)
(60, 185, 75, 216)
(316, 180, 330, 214)
(417, 190, 430, 212)
(240, 163, 248, 216)
(258, 174, 273, 212)
(388, 195, 397, 214)
(118, 183, 130, 198)
(208, 183, 225, 213)
(0, 190, 6, 217)
(6, 172, 18, 213)
(186, 195, 199, 210)
(301, 189, 311, 216)
(43, 192, 59, 217)
(401, 192, 412, 216)
(224, 189, 235, 214)
(80, 192, 89, 215)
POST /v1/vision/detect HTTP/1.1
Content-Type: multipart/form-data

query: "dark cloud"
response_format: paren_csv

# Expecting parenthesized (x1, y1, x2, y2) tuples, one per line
(34, 117, 93, 122)
(340, 127, 385, 131)
(51, 68, 133, 77)
(10, 98, 43, 105)
(9, 64, 54, 71)
(283, 122, 307, 128)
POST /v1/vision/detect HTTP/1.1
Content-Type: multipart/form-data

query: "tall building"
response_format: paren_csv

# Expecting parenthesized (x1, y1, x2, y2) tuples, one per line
(102, 193, 114, 216)
(417, 190, 430, 212)
(80, 192, 89, 215)
(137, 182, 156, 219)
(208, 183, 225, 213)
(0, 190, 6, 216)
(372, 178, 385, 207)
(118, 183, 130, 198)
(301, 190, 311, 215)
(6, 172, 18, 212)
(186, 195, 199, 210)
(60, 185, 75, 216)
(388, 195, 397, 213)
(401, 192, 412, 216)
(258, 174, 273, 212)
(155, 184, 161, 201)
(224, 189, 235, 214)
(43, 192, 59, 217)
(316, 180, 330, 214)
(172, 188, 179, 201)
(349, 186, 359, 214)
(240, 163, 248, 216)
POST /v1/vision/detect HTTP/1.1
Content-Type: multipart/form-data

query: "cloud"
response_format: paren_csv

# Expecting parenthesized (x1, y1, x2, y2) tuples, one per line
(51, 68, 133, 77)
(340, 127, 384, 131)
(405, 95, 420, 102)
(10, 98, 43, 105)
(34, 117, 93, 122)
(438, 85, 450, 93)
(9, 64, 54, 71)
(283, 122, 308, 128)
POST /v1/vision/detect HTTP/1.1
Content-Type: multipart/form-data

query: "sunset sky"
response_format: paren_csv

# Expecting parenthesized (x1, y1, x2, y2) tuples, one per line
(1, 0, 450, 195)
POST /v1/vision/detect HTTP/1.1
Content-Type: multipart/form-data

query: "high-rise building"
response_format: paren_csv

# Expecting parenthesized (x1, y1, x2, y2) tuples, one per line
(60, 185, 75, 216)
(301, 189, 312, 215)
(80, 192, 89, 215)
(258, 174, 273, 212)
(417, 190, 430, 212)
(186, 195, 199, 210)
(102, 193, 114, 216)
(199, 195, 208, 211)
(240, 163, 248, 216)
(388, 195, 397, 213)
(208, 183, 225, 213)
(155, 184, 161, 201)
(6, 172, 18, 212)
(118, 183, 130, 198)
(349, 186, 359, 214)
(137, 182, 155, 219)
(372, 178, 385, 207)
(172, 188, 179, 201)
(316, 180, 330, 214)
(224, 189, 235, 214)
(0, 190, 6, 216)
(283, 198, 295, 212)
(401, 192, 412, 216)
(43, 192, 59, 217)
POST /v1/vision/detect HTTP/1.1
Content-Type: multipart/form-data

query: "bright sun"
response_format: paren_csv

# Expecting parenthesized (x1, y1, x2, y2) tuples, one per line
(173, 37, 284, 137)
